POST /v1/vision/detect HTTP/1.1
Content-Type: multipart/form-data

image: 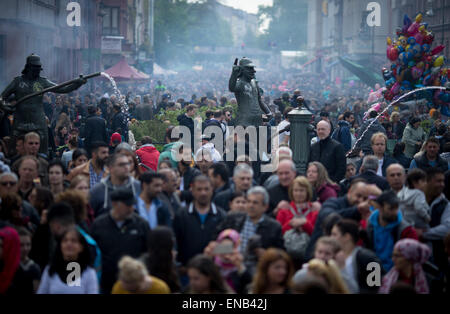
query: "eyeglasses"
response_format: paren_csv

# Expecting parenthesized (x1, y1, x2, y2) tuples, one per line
(0, 181, 17, 187)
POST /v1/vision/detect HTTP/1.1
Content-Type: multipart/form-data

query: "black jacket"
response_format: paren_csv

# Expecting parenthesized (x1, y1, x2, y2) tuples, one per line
(309, 136, 346, 183)
(341, 171, 390, 194)
(84, 115, 108, 149)
(213, 186, 235, 212)
(111, 111, 127, 136)
(356, 154, 398, 177)
(305, 196, 361, 260)
(177, 114, 195, 147)
(393, 153, 411, 170)
(158, 191, 181, 220)
(180, 166, 202, 203)
(268, 183, 290, 216)
(214, 181, 231, 198)
(173, 203, 226, 266)
(354, 247, 386, 294)
(90, 213, 150, 294)
(216, 212, 284, 251)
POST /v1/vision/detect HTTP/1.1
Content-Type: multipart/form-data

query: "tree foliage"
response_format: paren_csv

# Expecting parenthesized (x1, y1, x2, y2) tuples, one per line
(154, 0, 233, 67)
(257, 0, 308, 51)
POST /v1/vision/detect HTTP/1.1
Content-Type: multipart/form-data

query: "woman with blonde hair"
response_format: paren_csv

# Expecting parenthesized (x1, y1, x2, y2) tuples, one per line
(306, 162, 339, 204)
(112, 256, 170, 294)
(390, 111, 405, 140)
(250, 248, 294, 294)
(68, 175, 95, 227)
(276, 176, 320, 236)
(306, 259, 350, 294)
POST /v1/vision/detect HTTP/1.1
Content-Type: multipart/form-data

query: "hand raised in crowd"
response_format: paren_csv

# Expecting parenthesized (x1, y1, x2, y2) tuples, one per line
(273, 200, 291, 216)
(227, 251, 245, 273)
(357, 201, 372, 221)
(203, 241, 218, 258)
(311, 201, 321, 212)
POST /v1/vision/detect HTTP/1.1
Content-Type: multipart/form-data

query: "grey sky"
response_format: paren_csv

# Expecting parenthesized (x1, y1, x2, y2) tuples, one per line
(218, 0, 273, 14)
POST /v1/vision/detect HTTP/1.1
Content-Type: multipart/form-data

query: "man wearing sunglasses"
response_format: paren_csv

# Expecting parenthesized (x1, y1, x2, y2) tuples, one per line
(0, 172, 40, 229)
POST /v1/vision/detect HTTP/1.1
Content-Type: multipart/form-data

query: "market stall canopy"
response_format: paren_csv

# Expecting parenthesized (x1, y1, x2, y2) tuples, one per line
(104, 57, 150, 80)
(338, 56, 384, 87)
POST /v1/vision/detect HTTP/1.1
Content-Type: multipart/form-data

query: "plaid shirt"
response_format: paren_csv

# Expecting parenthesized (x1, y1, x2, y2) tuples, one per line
(240, 215, 264, 253)
(89, 163, 104, 190)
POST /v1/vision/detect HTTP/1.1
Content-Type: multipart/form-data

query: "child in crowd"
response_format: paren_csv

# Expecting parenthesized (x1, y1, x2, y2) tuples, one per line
(397, 168, 431, 230)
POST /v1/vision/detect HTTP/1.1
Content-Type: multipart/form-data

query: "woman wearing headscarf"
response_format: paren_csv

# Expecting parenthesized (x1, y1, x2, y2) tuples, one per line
(379, 238, 431, 294)
(204, 229, 252, 294)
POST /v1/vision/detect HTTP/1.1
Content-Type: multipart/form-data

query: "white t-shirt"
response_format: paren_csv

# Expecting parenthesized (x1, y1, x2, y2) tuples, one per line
(377, 158, 384, 176)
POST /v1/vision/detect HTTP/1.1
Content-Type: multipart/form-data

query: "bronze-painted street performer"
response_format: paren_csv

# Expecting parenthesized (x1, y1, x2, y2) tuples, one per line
(229, 57, 272, 127)
(0, 54, 87, 154)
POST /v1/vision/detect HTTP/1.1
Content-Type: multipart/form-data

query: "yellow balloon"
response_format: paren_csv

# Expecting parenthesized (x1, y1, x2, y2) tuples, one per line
(387, 37, 392, 46)
(415, 13, 422, 23)
(434, 56, 444, 67)
(419, 25, 425, 32)
(406, 45, 411, 51)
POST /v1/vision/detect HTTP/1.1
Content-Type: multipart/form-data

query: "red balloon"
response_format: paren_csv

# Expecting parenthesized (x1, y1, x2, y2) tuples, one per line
(384, 91, 394, 101)
(387, 47, 399, 61)
(423, 33, 434, 44)
(431, 45, 445, 56)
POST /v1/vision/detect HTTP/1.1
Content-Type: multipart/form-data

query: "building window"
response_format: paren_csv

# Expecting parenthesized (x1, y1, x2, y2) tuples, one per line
(102, 6, 120, 35)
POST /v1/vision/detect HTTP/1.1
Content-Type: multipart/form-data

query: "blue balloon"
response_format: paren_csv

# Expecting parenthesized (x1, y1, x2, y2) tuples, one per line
(402, 80, 412, 87)
(422, 44, 430, 52)
(439, 93, 450, 103)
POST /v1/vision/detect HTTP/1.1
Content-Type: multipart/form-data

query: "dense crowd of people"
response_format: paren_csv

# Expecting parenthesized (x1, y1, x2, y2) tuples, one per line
(0, 66, 449, 295)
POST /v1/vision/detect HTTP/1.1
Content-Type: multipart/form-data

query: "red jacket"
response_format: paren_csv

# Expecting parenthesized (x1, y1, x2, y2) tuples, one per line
(276, 201, 319, 235)
(316, 182, 339, 204)
(136, 144, 160, 172)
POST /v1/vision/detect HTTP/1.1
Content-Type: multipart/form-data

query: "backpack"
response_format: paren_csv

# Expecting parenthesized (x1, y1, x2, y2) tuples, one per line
(283, 206, 311, 259)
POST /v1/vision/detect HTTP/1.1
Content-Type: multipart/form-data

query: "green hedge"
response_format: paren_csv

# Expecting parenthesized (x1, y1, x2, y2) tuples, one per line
(130, 102, 237, 152)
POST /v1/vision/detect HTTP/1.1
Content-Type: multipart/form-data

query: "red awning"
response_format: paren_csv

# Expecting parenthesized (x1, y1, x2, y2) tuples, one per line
(301, 57, 319, 68)
(103, 57, 150, 80)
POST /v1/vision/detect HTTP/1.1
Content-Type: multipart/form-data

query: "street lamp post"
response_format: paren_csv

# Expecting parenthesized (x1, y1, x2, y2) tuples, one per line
(441, 0, 445, 46)
(288, 103, 313, 175)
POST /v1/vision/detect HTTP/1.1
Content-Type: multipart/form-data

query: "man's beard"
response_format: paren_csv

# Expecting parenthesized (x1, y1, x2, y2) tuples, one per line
(196, 197, 210, 207)
(95, 157, 106, 169)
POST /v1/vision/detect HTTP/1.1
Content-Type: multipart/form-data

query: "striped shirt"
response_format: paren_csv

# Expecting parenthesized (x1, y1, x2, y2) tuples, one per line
(240, 215, 264, 253)
(89, 163, 104, 190)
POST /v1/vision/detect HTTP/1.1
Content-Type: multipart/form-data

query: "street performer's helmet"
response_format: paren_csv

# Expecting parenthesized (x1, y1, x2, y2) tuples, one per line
(22, 53, 43, 75)
(239, 57, 255, 68)
(25, 53, 43, 68)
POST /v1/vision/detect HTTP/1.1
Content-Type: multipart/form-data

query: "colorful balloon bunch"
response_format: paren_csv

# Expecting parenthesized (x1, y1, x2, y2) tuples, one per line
(382, 13, 449, 108)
